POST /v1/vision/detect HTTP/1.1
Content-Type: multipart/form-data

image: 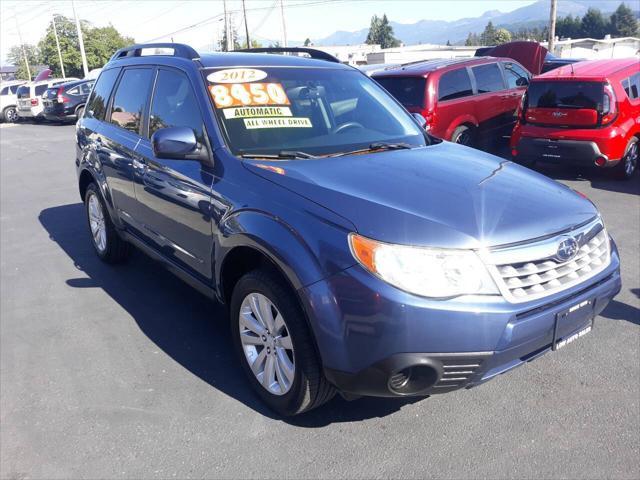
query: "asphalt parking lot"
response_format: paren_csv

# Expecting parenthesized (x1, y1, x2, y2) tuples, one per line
(1, 122, 638, 479)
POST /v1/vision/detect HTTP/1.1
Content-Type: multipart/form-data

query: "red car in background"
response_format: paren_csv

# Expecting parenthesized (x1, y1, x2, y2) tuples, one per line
(372, 56, 532, 146)
(511, 58, 640, 180)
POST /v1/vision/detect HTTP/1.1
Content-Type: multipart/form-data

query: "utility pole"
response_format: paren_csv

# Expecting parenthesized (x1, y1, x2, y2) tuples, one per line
(242, 0, 251, 49)
(71, 0, 89, 77)
(13, 16, 31, 80)
(279, 0, 287, 47)
(548, 0, 557, 54)
(52, 14, 66, 79)
(222, 0, 231, 51)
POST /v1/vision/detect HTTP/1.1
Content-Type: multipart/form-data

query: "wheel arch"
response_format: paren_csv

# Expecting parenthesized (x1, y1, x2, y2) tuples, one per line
(445, 116, 478, 141)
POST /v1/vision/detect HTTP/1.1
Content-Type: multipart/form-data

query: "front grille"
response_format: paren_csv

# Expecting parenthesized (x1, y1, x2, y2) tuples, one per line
(484, 218, 610, 303)
(432, 356, 486, 390)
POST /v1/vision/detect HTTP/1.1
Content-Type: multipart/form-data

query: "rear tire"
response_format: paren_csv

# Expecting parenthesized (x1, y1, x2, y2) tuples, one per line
(230, 269, 335, 416)
(2, 106, 18, 123)
(612, 138, 638, 180)
(451, 125, 475, 147)
(84, 183, 130, 263)
(75, 106, 84, 120)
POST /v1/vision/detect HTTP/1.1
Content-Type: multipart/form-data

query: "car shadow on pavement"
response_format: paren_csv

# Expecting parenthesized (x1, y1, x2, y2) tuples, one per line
(39, 203, 424, 425)
(600, 295, 640, 326)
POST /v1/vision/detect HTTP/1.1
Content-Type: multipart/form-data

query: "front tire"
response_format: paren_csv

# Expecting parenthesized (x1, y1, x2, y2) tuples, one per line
(230, 269, 335, 416)
(84, 183, 129, 263)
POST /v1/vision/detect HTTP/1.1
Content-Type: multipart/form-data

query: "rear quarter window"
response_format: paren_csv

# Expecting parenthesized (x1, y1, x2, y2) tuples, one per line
(528, 81, 603, 109)
(622, 73, 639, 100)
(374, 76, 426, 107)
(438, 68, 473, 101)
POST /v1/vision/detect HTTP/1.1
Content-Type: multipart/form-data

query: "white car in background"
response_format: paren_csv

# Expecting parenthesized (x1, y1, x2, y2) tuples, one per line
(0, 80, 26, 123)
(16, 78, 78, 121)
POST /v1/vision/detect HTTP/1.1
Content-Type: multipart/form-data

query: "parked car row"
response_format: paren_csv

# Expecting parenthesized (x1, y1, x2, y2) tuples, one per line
(74, 44, 622, 416)
(372, 51, 639, 180)
(0, 77, 93, 124)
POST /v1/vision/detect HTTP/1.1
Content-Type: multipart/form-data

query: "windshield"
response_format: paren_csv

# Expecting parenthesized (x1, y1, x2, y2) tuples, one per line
(206, 67, 427, 157)
(528, 81, 603, 109)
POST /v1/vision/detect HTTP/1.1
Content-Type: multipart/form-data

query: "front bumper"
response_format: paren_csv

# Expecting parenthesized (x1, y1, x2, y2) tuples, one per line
(303, 242, 621, 398)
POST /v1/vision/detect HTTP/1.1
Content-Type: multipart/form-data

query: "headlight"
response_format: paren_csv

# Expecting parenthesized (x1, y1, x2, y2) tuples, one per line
(349, 233, 499, 298)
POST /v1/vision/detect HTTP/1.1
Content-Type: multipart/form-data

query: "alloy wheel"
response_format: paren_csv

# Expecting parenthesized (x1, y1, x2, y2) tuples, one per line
(455, 131, 471, 146)
(87, 192, 107, 253)
(624, 142, 638, 177)
(5, 108, 18, 123)
(239, 292, 295, 395)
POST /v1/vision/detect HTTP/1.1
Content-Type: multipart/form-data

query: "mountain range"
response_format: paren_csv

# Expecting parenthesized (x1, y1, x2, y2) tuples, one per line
(310, 0, 637, 46)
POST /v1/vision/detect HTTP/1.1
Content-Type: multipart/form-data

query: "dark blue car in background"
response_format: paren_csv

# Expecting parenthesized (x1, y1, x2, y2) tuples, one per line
(76, 44, 621, 416)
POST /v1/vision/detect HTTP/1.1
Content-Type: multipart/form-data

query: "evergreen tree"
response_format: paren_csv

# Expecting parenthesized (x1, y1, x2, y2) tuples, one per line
(610, 3, 639, 37)
(580, 8, 609, 38)
(365, 14, 400, 49)
(304, 38, 312, 46)
(480, 21, 497, 45)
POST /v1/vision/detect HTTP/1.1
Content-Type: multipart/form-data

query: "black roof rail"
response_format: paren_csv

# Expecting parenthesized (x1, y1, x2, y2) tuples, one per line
(110, 43, 200, 62)
(237, 47, 340, 63)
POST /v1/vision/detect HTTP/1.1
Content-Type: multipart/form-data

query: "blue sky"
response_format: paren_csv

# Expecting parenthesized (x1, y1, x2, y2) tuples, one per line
(1, 0, 536, 63)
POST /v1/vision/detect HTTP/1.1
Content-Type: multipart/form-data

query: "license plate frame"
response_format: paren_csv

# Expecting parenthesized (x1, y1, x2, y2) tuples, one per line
(553, 298, 595, 351)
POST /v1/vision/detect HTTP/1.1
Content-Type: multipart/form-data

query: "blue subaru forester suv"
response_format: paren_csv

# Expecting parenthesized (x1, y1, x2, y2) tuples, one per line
(76, 44, 621, 416)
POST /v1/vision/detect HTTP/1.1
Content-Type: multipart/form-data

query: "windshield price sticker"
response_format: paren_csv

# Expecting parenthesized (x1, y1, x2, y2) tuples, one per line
(209, 83, 290, 108)
(244, 117, 312, 129)
(223, 106, 292, 119)
(207, 68, 268, 84)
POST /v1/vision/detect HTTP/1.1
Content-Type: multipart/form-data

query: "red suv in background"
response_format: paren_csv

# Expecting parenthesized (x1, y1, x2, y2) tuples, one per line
(511, 58, 640, 179)
(372, 57, 531, 146)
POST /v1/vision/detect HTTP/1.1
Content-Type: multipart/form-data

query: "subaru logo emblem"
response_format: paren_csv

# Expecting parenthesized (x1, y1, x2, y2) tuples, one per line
(556, 236, 579, 262)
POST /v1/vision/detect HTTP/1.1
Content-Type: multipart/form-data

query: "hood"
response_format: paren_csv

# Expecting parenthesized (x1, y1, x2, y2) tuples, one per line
(244, 142, 598, 249)
(490, 41, 547, 75)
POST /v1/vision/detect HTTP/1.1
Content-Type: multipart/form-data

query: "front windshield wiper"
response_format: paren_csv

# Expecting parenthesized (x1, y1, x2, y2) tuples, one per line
(328, 142, 414, 158)
(240, 150, 318, 160)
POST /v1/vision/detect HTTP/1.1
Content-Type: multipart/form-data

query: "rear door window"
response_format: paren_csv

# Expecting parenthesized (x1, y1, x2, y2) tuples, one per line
(471, 63, 505, 93)
(81, 82, 94, 95)
(35, 84, 48, 96)
(503, 62, 530, 89)
(528, 81, 603, 109)
(374, 76, 426, 107)
(438, 68, 473, 101)
(622, 73, 639, 100)
(86, 68, 120, 120)
(109, 68, 153, 133)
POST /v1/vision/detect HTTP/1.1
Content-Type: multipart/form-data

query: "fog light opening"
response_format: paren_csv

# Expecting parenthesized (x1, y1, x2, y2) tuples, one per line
(388, 365, 438, 395)
(595, 156, 607, 167)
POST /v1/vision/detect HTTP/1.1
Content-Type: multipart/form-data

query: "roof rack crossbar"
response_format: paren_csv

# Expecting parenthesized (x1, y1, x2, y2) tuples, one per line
(110, 43, 200, 62)
(237, 47, 340, 63)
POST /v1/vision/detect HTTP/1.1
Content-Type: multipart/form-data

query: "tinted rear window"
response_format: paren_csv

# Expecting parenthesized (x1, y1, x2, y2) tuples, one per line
(86, 68, 120, 121)
(471, 63, 504, 93)
(375, 76, 426, 107)
(438, 68, 473, 101)
(17, 86, 30, 98)
(528, 81, 603, 109)
(35, 85, 48, 96)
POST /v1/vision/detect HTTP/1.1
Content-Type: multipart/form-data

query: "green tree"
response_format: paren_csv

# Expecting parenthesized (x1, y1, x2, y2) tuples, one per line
(219, 24, 241, 51)
(494, 28, 512, 44)
(83, 24, 134, 71)
(480, 21, 497, 45)
(580, 8, 609, 38)
(365, 14, 400, 49)
(556, 14, 582, 39)
(465, 32, 480, 46)
(303, 38, 311, 46)
(240, 39, 262, 49)
(38, 16, 133, 78)
(7, 44, 39, 80)
(610, 3, 639, 37)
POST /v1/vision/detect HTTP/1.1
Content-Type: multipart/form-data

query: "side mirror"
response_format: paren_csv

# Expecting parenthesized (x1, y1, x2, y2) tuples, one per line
(411, 112, 427, 129)
(151, 126, 204, 161)
(516, 77, 529, 87)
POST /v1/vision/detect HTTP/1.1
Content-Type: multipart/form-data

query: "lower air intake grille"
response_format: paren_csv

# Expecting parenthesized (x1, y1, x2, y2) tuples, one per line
(432, 356, 486, 390)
